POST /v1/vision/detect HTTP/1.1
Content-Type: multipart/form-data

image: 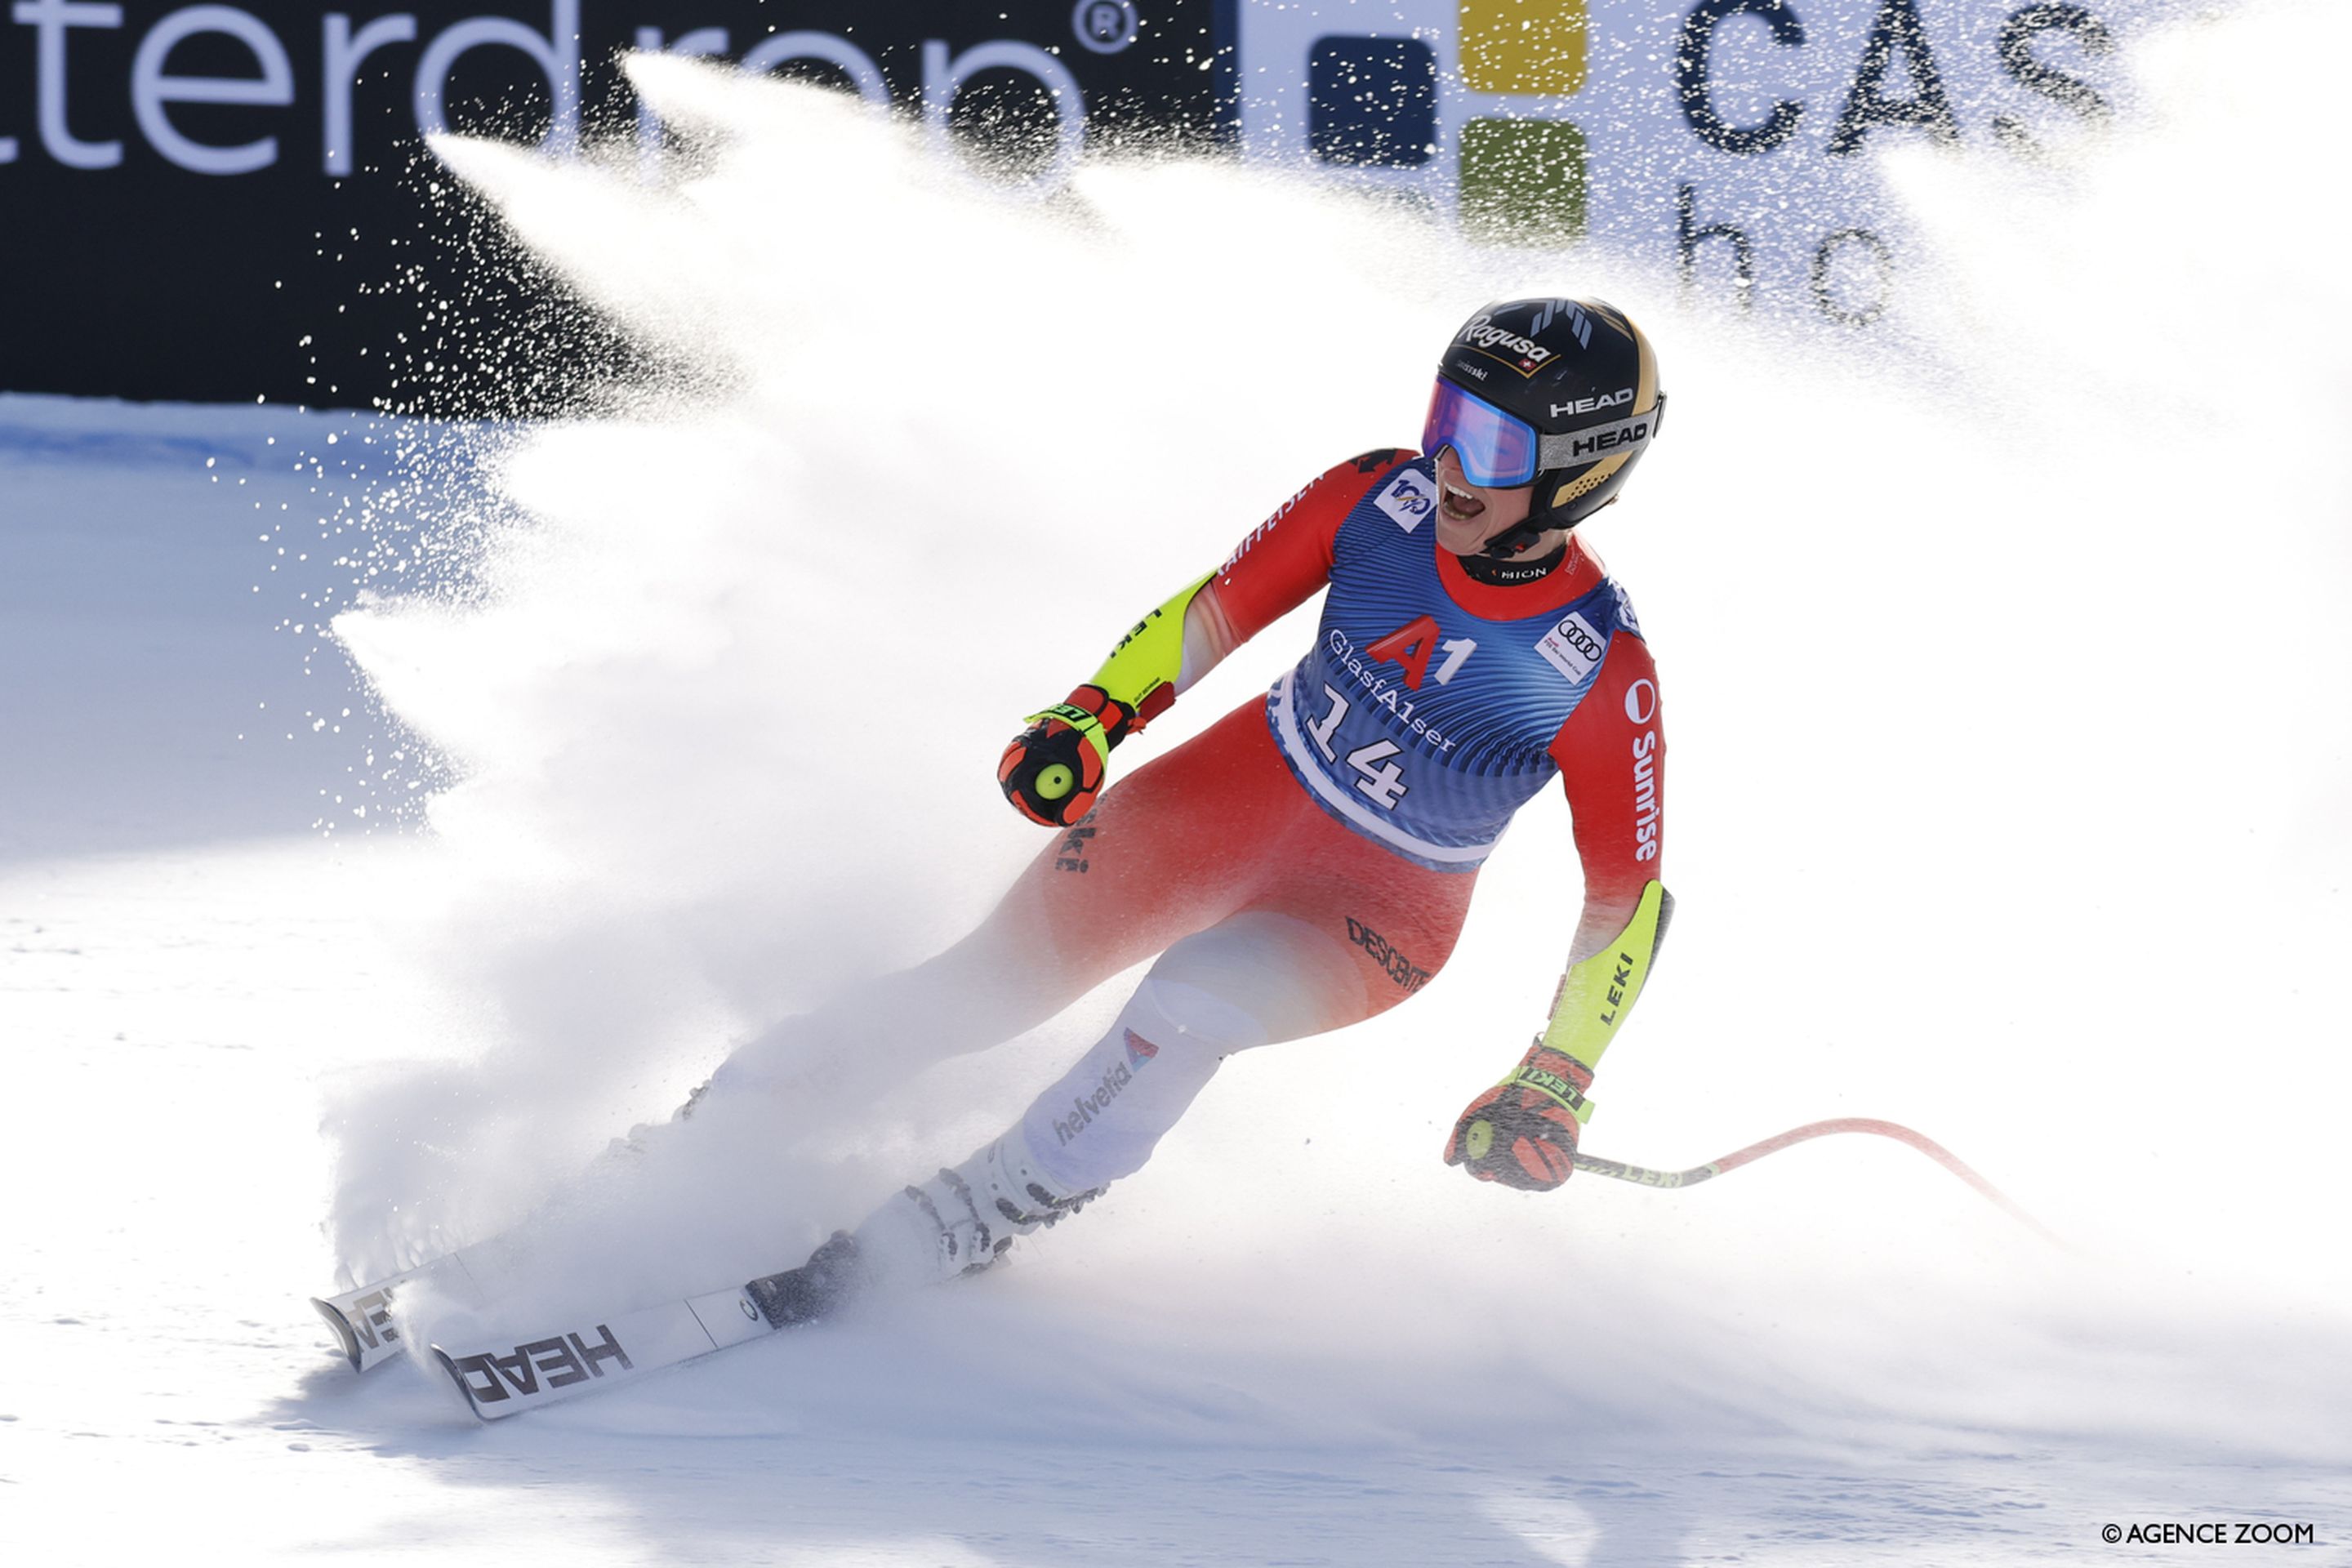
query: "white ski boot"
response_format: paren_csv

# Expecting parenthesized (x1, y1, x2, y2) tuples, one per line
(852, 1137, 1103, 1289)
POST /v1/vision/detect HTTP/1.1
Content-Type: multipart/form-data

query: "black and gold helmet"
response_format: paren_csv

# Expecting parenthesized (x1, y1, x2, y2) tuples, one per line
(1425, 297, 1665, 555)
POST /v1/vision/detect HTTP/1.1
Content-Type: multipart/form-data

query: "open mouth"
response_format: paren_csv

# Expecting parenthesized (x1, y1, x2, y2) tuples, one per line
(1440, 479, 1485, 522)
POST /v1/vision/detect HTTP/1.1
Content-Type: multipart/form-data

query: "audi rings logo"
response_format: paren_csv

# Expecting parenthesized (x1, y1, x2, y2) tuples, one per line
(1624, 679, 1657, 724)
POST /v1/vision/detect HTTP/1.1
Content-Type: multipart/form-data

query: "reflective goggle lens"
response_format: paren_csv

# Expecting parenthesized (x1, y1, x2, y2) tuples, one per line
(1422, 378, 1540, 488)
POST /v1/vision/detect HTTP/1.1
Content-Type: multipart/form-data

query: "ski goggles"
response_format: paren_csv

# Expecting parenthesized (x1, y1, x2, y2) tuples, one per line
(1422, 376, 1665, 488)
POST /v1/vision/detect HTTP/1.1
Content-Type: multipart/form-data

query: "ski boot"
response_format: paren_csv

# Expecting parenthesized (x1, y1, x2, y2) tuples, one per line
(851, 1137, 1105, 1291)
(746, 1138, 1102, 1328)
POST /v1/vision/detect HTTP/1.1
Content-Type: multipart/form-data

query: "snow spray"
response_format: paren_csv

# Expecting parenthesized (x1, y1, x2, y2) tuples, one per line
(322, 2, 2350, 1455)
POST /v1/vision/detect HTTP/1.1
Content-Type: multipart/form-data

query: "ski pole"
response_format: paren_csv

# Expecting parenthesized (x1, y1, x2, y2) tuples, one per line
(1573, 1118, 2062, 1245)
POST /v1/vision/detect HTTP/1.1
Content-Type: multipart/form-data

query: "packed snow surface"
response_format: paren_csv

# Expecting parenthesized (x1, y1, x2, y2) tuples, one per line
(3, 2, 2349, 1562)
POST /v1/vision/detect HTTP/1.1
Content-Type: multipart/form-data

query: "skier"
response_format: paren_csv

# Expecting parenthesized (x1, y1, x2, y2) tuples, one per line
(722, 296, 1676, 1321)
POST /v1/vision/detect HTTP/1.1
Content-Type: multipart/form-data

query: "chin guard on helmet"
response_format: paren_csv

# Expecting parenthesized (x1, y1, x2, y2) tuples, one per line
(1477, 519, 1556, 561)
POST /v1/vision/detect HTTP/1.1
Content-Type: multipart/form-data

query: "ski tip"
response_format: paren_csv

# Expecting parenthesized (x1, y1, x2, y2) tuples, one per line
(429, 1345, 490, 1423)
(310, 1297, 366, 1374)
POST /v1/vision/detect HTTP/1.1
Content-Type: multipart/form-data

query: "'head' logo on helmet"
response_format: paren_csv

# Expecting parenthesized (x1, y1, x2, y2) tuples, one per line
(1431, 296, 1665, 539)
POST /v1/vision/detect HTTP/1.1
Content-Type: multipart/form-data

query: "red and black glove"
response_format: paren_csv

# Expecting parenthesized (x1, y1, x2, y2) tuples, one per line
(1443, 1043, 1594, 1191)
(996, 684, 1139, 827)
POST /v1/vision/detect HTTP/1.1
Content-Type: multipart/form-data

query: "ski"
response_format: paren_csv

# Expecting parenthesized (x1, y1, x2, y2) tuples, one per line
(430, 1273, 800, 1420)
(314, 1134, 706, 1372)
(311, 1246, 496, 1373)
(430, 1234, 854, 1419)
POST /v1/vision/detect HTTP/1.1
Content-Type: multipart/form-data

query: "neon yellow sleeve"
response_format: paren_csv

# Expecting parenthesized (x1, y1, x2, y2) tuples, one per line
(1085, 572, 1215, 720)
(1534, 881, 1674, 1115)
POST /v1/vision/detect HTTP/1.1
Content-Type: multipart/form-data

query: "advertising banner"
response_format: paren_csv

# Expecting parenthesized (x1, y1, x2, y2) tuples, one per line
(0, 0, 1230, 406)
(1236, 0, 2170, 332)
(3, 0, 2182, 404)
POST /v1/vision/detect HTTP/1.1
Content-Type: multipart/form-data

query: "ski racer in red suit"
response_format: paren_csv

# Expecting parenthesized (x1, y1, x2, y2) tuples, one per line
(730, 297, 1676, 1316)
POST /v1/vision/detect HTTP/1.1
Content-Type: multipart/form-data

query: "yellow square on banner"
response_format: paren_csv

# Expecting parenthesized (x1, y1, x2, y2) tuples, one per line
(1459, 0, 1588, 96)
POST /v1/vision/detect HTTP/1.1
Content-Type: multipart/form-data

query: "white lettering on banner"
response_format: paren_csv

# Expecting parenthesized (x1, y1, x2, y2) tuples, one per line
(16, 0, 125, 169)
(1073, 0, 1140, 56)
(0, 0, 2143, 300)
(922, 38, 1085, 196)
(324, 12, 417, 176)
(1535, 612, 1606, 687)
(414, 0, 581, 158)
(133, 6, 296, 176)
(1233, 0, 2150, 334)
(287, 20, 1016, 182)
(742, 30, 889, 106)
(3, 14, 1099, 185)
(1374, 468, 1437, 532)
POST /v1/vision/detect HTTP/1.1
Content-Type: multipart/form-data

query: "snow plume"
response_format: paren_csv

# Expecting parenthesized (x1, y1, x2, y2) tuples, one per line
(323, 7, 2347, 1473)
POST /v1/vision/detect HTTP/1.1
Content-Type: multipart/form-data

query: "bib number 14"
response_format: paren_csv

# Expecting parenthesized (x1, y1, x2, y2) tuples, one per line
(1305, 685, 1411, 811)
